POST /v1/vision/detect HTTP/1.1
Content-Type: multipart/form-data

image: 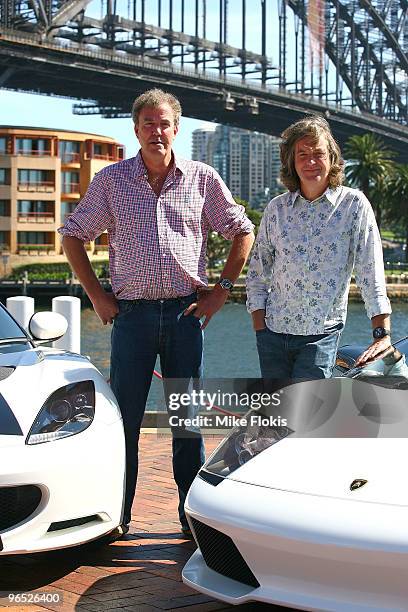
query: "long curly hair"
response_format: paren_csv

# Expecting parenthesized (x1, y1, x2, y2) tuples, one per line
(280, 115, 345, 192)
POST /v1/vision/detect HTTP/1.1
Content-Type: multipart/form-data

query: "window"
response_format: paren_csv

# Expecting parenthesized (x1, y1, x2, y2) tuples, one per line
(61, 201, 76, 222)
(59, 140, 80, 163)
(0, 169, 10, 185)
(61, 171, 80, 193)
(0, 201, 10, 216)
(17, 169, 53, 190)
(93, 143, 103, 156)
(0, 138, 6, 154)
(17, 201, 53, 221)
(18, 231, 51, 245)
(16, 138, 51, 156)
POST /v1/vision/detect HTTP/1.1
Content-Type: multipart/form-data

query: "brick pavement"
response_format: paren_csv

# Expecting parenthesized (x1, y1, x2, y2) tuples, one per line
(0, 434, 289, 612)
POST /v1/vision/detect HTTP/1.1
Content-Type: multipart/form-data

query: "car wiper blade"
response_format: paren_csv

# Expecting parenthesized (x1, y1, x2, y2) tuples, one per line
(0, 338, 30, 345)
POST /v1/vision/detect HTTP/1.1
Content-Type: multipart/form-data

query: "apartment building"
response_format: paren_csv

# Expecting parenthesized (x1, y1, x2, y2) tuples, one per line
(192, 124, 281, 208)
(0, 126, 124, 256)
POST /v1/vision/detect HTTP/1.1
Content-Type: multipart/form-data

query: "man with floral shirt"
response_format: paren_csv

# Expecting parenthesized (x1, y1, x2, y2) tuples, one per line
(246, 115, 391, 379)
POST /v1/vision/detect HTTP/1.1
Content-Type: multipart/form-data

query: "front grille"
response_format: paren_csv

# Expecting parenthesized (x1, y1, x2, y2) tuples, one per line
(191, 517, 260, 588)
(0, 485, 42, 531)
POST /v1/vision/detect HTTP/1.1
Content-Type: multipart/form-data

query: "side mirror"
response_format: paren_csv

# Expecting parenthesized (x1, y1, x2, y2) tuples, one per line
(29, 312, 68, 342)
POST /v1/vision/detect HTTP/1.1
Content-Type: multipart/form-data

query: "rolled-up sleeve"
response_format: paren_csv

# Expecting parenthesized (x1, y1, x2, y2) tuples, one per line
(354, 197, 391, 319)
(246, 205, 275, 313)
(203, 170, 254, 239)
(58, 170, 114, 242)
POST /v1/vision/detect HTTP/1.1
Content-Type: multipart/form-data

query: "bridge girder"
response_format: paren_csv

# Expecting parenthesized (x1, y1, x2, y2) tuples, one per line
(1, 0, 408, 145)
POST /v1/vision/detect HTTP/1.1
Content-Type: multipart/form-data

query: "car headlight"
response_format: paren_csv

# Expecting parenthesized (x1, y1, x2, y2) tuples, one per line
(26, 381, 95, 445)
(203, 410, 293, 478)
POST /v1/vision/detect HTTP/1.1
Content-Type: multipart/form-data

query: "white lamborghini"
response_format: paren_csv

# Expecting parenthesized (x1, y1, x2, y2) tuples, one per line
(0, 304, 125, 554)
(183, 338, 408, 611)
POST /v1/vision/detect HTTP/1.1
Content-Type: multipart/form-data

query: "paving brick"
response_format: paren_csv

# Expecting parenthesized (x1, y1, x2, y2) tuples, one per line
(0, 434, 291, 612)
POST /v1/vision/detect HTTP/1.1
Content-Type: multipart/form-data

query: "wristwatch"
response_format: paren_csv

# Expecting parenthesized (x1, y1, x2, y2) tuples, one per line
(372, 327, 391, 340)
(217, 278, 234, 291)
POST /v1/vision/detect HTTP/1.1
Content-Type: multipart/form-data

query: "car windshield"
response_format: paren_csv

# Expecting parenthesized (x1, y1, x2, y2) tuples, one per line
(0, 306, 28, 342)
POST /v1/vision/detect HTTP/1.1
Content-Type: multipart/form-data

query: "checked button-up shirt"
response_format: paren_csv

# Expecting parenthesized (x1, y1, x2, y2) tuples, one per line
(246, 186, 391, 335)
(59, 152, 254, 300)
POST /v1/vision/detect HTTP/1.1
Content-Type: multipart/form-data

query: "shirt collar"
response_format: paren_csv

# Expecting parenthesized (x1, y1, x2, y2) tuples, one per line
(289, 186, 340, 207)
(133, 150, 187, 178)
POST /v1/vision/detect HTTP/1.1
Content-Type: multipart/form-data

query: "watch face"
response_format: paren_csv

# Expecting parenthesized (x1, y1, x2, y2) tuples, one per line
(219, 279, 233, 290)
(373, 327, 389, 339)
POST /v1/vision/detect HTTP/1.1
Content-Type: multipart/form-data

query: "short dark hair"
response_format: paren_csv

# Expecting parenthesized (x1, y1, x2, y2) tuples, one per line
(280, 115, 344, 192)
(131, 88, 182, 127)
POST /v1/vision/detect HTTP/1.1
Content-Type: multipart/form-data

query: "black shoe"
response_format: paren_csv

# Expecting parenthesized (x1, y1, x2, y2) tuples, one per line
(108, 522, 129, 542)
(180, 524, 193, 537)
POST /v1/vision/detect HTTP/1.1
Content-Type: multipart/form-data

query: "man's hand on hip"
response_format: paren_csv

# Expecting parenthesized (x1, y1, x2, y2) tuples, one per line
(354, 336, 392, 367)
(92, 292, 119, 325)
(183, 286, 228, 329)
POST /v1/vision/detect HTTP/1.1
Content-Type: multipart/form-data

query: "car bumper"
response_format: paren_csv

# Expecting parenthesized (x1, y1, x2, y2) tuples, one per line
(0, 418, 125, 554)
(182, 476, 408, 611)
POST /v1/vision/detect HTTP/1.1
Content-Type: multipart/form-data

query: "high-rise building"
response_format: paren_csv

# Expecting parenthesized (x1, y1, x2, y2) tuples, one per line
(0, 126, 124, 257)
(192, 124, 281, 208)
(191, 124, 217, 165)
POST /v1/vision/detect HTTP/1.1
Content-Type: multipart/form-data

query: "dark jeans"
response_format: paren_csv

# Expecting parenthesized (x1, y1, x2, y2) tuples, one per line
(256, 325, 343, 379)
(110, 293, 205, 527)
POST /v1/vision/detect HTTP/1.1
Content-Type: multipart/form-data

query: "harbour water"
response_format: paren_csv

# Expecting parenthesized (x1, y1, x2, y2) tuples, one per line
(81, 302, 408, 411)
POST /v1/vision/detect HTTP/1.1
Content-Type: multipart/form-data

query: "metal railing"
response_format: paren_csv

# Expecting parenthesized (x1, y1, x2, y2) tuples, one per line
(15, 149, 52, 157)
(60, 153, 80, 164)
(61, 183, 80, 193)
(17, 212, 55, 223)
(93, 153, 116, 161)
(17, 182, 55, 192)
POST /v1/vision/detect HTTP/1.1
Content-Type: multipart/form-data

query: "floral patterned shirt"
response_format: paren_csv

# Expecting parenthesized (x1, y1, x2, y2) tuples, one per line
(246, 186, 391, 335)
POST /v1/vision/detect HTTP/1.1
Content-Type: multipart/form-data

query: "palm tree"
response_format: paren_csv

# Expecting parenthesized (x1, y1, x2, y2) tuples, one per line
(344, 133, 395, 230)
(386, 165, 408, 262)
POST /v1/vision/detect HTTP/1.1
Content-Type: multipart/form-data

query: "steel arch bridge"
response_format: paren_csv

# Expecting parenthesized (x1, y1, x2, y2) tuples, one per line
(1, 0, 408, 159)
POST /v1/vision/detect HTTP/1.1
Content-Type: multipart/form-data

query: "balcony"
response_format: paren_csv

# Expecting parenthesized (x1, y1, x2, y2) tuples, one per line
(17, 243, 55, 255)
(61, 153, 80, 164)
(61, 183, 80, 194)
(16, 149, 52, 157)
(17, 182, 55, 193)
(93, 153, 115, 161)
(17, 212, 55, 224)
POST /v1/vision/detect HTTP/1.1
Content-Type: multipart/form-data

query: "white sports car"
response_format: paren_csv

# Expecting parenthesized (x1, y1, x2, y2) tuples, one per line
(183, 338, 408, 611)
(0, 304, 125, 554)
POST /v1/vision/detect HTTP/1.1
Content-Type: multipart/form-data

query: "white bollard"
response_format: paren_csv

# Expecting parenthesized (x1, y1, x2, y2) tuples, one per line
(52, 296, 81, 353)
(6, 296, 35, 331)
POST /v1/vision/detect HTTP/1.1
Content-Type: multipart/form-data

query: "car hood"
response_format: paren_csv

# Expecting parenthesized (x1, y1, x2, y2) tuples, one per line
(0, 347, 102, 437)
(228, 438, 408, 506)
(226, 378, 408, 506)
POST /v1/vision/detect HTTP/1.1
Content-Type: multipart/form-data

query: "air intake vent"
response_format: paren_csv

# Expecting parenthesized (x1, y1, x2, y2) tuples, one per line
(0, 485, 42, 531)
(0, 367, 15, 381)
(48, 515, 101, 532)
(190, 517, 260, 588)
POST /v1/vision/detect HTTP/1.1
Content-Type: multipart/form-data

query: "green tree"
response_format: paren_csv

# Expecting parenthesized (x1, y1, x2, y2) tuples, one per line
(385, 164, 408, 262)
(344, 133, 395, 229)
(206, 198, 262, 272)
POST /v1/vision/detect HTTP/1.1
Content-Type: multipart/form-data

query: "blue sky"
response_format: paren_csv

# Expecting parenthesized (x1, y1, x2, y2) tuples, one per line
(1, 1, 297, 159)
(1, 90, 207, 160)
(1, 2, 365, 156)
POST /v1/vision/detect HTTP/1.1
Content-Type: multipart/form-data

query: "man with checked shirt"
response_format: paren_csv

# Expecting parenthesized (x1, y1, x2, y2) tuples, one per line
(59, 89, 255, 537)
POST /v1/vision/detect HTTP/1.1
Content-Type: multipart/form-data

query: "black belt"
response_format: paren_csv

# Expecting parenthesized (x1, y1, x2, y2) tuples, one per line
(118, 292, 196, 305)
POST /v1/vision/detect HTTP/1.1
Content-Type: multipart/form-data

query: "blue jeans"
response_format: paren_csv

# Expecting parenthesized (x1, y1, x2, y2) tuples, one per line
(110, 293, 205, 527)
(256, 326, 343, 379)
